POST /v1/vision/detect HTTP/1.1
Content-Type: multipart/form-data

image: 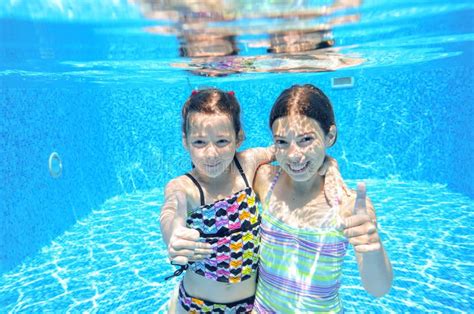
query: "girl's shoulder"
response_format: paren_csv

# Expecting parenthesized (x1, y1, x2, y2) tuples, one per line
(165, 175, 203, 209)
(164, 175, 196, 197)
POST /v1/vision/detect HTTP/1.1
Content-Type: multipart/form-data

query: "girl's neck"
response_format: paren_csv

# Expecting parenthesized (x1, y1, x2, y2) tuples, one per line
(284, 171, 324, 198)
(192, 163, 233, 188)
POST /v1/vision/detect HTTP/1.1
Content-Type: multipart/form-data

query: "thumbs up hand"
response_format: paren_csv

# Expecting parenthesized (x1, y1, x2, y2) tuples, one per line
(342, 182, 380, 253)
(168, 191, 213, 265)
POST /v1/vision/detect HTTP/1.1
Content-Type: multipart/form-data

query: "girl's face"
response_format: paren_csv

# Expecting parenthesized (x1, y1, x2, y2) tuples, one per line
(272, 114, 335, 182)
(184, 112, 240, 178)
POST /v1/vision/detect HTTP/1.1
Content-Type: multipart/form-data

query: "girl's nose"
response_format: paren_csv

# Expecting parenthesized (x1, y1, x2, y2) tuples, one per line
(205, 143, 219, 157)
(287, 142, 302, 161)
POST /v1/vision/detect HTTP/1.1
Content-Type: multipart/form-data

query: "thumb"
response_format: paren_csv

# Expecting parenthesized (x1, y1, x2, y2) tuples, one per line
(353, 182, 367, 215)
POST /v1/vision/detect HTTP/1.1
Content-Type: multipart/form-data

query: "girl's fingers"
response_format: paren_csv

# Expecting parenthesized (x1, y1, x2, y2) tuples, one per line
(194, 241, 212, 250)
(171, 238, 211, 250)
(348, 233, 380, 246)
(170, 256, 189, 265)
(344, 226, 365, 238)
(170, 248, 213, 259)
(174, 226, 201, 241)
(354, 242, 381, 253)
(194, 247, 214, 255)
(171, 227, 212, 250)
(344, 221, 377, 238)
(188, 253, 211, 262)
(169, 248, 194, 258)
(367, 223, 377, 235)
(169, 247, 212, 263)
(343, 214, 371, 229)
(169, 238, 213, 262)
(171, 239, 197, 250)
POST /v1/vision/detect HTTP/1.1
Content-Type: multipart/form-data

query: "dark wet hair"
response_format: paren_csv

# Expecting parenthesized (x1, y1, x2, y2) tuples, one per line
(182, 88, 242, 137)
(269, 84, 337, 145)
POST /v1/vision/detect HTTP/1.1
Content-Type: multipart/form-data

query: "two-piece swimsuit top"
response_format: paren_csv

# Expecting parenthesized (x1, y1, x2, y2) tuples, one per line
(172, 156, 261, 283)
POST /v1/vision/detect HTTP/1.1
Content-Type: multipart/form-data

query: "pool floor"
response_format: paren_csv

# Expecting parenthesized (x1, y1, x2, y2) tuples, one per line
(1, 180, 472, 312)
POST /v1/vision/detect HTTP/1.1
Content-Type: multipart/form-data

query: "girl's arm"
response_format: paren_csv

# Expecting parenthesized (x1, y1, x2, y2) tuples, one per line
(160, 179, 212, 264)
(239, 145, 275, 171)
(342, 183, 393, 297)
(161, 181, 177, 246)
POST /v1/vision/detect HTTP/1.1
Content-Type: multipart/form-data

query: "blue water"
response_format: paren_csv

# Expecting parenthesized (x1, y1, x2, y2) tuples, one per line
(1, 0, 473, 312)
(0, 181, 472, 312)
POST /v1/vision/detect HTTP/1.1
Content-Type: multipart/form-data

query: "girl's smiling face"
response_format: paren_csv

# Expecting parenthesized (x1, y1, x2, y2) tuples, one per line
(184, 112, 240, 178)
(272, 114, 335, 182)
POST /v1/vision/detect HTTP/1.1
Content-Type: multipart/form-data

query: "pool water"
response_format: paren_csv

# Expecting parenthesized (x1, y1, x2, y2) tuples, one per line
(0, 181, 472, 312)
(1, 0, 473, 312)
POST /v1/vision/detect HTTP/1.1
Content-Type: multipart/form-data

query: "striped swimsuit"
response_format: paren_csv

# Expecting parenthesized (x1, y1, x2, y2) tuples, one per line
(254, 168, 349, 313)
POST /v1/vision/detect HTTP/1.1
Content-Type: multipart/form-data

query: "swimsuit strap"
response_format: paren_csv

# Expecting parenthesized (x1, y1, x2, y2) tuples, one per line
(264, 167, 282, 205)
(185, 173, 205, 206)
(185, 156, 247, 206)
(234, 156, 250, 188)
(164, 264, 188, 281)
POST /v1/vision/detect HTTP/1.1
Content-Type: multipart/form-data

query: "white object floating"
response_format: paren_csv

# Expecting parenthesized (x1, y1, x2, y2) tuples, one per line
(48, 152, 63, 178)
(331, 76, 354, 89)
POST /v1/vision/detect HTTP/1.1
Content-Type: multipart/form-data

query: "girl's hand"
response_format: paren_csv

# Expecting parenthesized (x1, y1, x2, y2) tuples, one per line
(342, 183, 380, 253)
(168, 227, 213, 264)
(168, 191, 213, 265)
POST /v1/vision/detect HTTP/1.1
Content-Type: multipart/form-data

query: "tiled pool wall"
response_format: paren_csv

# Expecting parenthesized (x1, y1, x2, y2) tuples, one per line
(1, 88, 120, 273)
(1, 60, 472, 273)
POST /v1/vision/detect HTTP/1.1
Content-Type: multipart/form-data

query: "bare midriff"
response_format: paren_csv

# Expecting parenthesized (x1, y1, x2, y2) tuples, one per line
(182, 270, 257, 303)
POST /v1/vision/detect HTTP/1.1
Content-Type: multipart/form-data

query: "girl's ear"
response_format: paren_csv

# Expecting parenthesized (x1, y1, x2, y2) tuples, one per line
(236, 130, 245, 149)
(325, 125, 337, 147)
(182, 133, 189, 151)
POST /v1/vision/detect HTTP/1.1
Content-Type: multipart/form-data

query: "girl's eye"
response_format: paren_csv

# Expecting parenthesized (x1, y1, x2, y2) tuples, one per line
(275, 139, 288, 146)
(298, 137, 314, 147)
(192, 140, 206, 146)
(216, 139, 230, 146)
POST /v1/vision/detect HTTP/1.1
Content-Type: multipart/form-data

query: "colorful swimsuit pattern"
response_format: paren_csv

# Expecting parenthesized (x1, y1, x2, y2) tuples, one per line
(173, 157, 260, 312)
(178, 281, 254, 313)
(186, 183, 260, 283)
(184, 157, 260, 283)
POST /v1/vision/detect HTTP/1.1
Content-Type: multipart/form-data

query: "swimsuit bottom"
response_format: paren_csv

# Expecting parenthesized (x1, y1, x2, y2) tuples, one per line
(178, 281, 254, 313)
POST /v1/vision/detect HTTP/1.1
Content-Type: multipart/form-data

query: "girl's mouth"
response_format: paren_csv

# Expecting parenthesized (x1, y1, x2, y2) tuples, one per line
(287, 161, 310, 173)
(205, 161, 222, 169)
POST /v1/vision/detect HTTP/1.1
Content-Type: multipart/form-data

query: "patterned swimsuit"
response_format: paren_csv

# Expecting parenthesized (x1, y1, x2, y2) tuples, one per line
(173, 156, 260, 313)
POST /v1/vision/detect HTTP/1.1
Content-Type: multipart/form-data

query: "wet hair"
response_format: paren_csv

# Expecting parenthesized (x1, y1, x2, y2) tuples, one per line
(269, 84, 337, 145)
(182, 88, 242, 137)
